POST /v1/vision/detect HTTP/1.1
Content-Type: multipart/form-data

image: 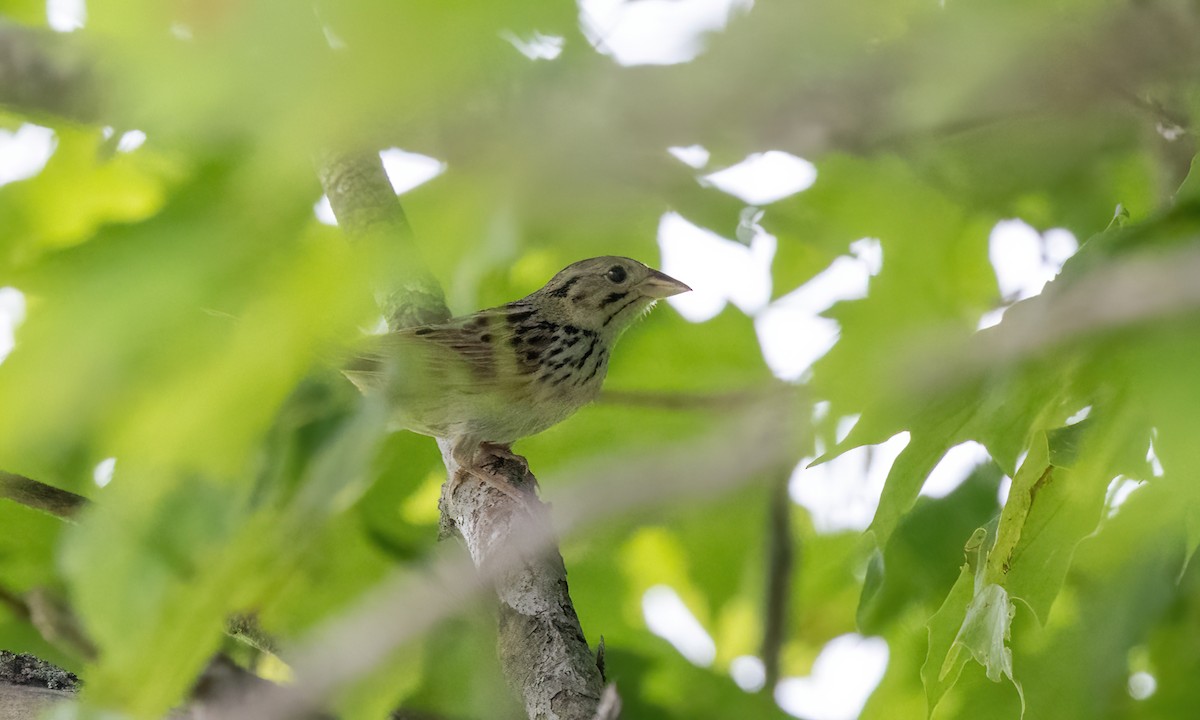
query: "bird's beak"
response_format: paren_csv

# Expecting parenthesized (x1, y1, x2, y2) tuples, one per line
(638, 269, 692, 298)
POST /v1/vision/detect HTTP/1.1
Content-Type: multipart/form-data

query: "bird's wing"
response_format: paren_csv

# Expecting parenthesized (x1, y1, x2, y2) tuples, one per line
(343, 309, 526, 399)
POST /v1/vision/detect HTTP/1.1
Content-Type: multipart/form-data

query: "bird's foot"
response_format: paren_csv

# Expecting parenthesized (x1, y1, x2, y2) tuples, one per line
(446, 443, 537, 504)
(461, 462, 532, 505)
(479, 442, 532, 478)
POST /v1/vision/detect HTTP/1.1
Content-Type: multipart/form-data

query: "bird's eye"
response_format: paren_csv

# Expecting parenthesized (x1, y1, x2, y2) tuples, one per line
(605, 266, 627, 283)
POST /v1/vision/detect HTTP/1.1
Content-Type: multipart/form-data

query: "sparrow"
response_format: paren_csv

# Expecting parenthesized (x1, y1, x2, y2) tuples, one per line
(345, 256, 692, 499)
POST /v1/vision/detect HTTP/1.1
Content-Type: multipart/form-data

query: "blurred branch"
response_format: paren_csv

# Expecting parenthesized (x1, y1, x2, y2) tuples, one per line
(189, 655, 334, 720)
(0, 582, 96, 661)
(23, 588, 97, 661)
(225, 613, 279, 656)
(0, 21, 102, 123)
(0, 652, 337, 720)
(760, 469, 794, 690)
(0, 471, 88, 521)
(941, 242, 1200, 385)
(0, 583, 30, 622)
(600, 387, 783, 411)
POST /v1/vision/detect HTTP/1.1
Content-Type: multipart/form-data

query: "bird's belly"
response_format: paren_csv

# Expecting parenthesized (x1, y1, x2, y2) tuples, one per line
(388, 376, 599, 445)
(468, 381, 596, 443)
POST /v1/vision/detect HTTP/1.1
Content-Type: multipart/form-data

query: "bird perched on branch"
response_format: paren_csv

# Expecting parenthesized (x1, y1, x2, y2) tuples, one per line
(345, 256, 691, 499)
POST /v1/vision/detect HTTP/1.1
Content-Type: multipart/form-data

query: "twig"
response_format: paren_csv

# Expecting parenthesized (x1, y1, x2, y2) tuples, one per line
(760, 470, 794, 690)
(600, 388, 779, 411)
(0, 21, 102, 123)
(0, 472, 88, 521)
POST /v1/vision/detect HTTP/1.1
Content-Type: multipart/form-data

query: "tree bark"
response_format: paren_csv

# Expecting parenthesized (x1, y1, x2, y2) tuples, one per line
(437, 445, 607, 720)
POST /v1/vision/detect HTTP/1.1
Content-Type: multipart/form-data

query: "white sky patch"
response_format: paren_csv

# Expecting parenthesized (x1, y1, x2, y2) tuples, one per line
(702, 151, 818, 205)
(642, 585, 717, 666)
(730, 655, 766, 692)
(314, 195, 338, 226)
(997, 474, 1012, 506)
(850, 237, 882, 275)
(736, 206, 765, 244)
(1157, 122, 1185, 142)
(921, 441, 991, 498)
(580, 0, 750, 66)
(379, 148, 447, 195)
(93, 457, 116, 488)
(1147, 434, 1164, 478)
(1105, 476, 1144, 518)
(1128, 671, 1157, 701)
(116, 130, 147, 153)
(836, 414, 859, 444)
(0, 287, 27, 365)
(501, 30, 564, 60)
(1044, 227, 1077, 267)
(657, 212, 775, 322)
(775, 634, 888, 720)
(754, 303, 838, 381)
(0, 124, 56, 187)
(988, 219, 1078, 301)
(1066, 405, 1092, 425)
(668, 145, 710, 169)
(753, 241, 878, 381)
(46, 0, 86, 32)
(977, 307, 1006, 330)
(791, 432, 910, 533)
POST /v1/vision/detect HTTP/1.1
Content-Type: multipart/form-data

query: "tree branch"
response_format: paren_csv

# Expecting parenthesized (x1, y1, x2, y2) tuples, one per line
(760, 470, 794, 690)
(0, 21, 102, 123)
(315, 149, 609, 718)
(315, 150, 449, 331)
(0, 471, 88, 520)
(436, 448, 606, 719)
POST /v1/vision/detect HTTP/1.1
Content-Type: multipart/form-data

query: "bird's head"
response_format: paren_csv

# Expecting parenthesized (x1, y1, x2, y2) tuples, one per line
(532, 256, 691, 334)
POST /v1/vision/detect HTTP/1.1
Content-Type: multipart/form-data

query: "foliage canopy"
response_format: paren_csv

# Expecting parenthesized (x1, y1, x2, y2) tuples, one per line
(2, 0, 1200, 719)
